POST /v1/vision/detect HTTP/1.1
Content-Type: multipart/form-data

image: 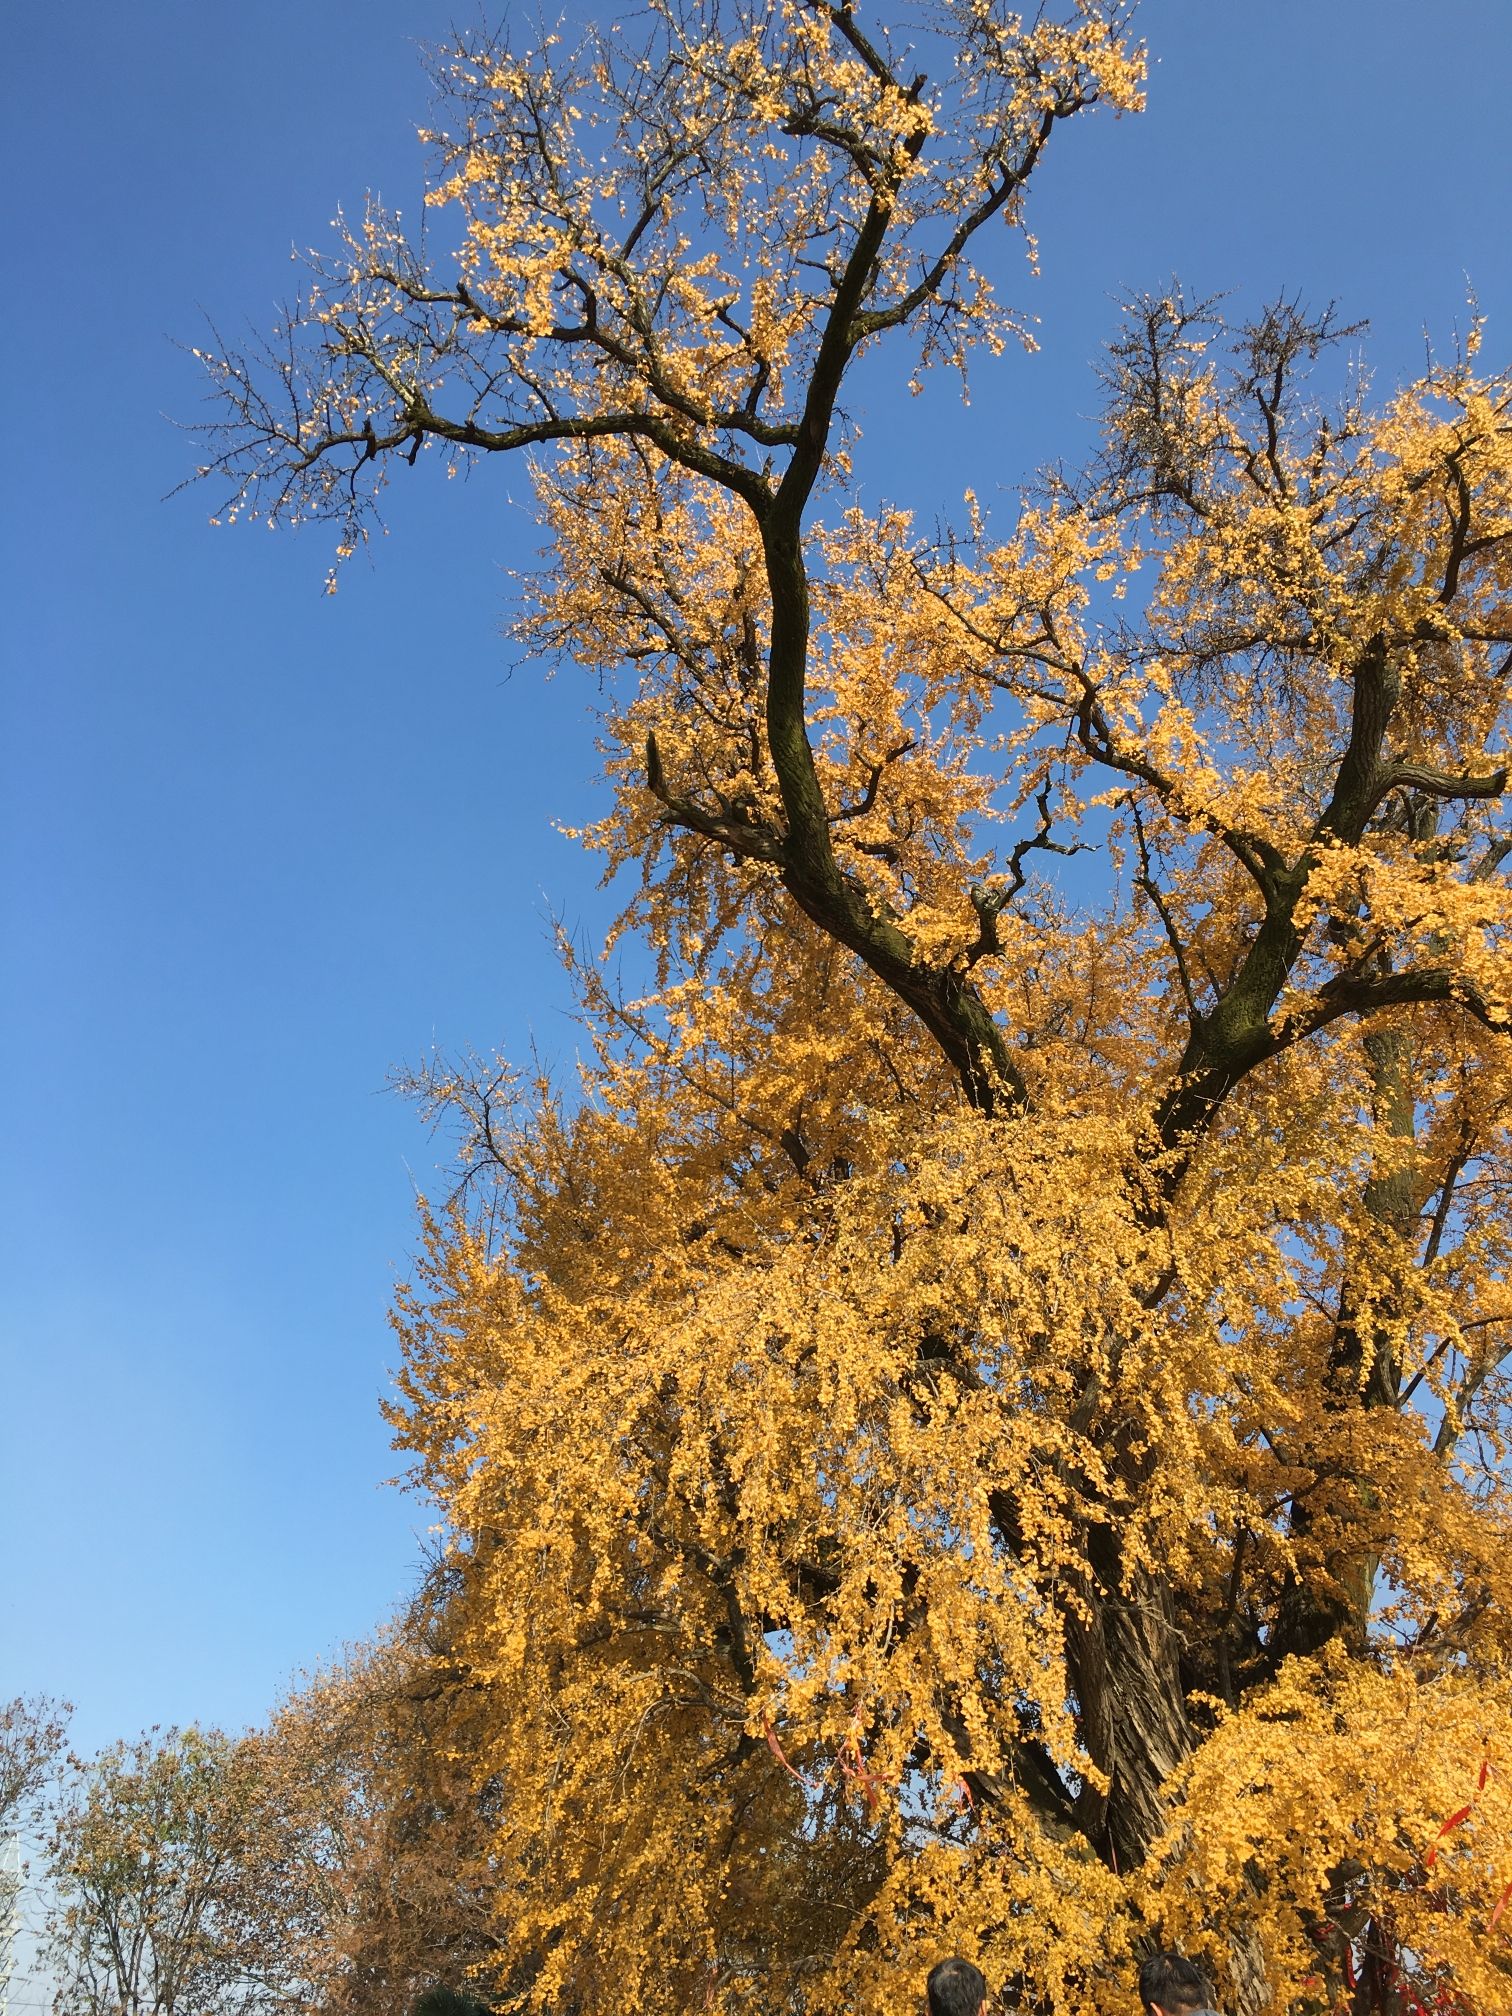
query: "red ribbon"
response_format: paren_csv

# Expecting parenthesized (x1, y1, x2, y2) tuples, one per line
(1424, 1803, 1473, 1869)
(763, 1717, 809, 1789)
(1421, 1755, 1509, 1955)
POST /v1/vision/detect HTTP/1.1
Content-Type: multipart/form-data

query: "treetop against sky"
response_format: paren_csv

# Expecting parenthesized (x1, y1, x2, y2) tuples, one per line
(137, 5, 1512, 2014)
(3, 22, 1511, 2007)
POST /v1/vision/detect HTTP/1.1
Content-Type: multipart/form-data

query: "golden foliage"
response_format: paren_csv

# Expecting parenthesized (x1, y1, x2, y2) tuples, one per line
(200, 5, 1512, 2013)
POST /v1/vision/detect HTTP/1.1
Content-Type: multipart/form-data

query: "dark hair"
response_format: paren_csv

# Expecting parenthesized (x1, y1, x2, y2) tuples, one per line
(410, 1993, 492, 2016)
(1137, 1952, 1213, 2015)
(927, 1958, 988, 2016)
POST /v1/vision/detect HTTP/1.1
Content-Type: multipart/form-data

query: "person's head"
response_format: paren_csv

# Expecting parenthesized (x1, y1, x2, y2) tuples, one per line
(1137, 1952, 1214, 2016)
(927, 1958, 988, 2016)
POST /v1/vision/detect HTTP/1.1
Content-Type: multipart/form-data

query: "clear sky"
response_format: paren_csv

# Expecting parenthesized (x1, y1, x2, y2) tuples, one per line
(3, 0, 1511, 1762)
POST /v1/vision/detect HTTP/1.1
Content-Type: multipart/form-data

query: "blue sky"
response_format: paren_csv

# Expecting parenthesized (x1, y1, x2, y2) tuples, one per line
(3, 0, 1511, 1758)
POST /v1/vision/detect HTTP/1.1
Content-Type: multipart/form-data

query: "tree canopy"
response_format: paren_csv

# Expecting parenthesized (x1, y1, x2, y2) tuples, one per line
(37, 1643, 495, 2016)
(198, 4, 1512, 2013)
(46, 1728, 260, 2016)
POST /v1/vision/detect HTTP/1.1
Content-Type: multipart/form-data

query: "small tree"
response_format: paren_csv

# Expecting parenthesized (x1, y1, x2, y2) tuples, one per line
(1, 1698, 69, 2010)
(0, 1698, 69, 1833)
(198, 4, 1512, 2012)
(46, 1728, 258, 2016)
(44, 1645, 498, 2016)
(222, 1619, 503, 2016)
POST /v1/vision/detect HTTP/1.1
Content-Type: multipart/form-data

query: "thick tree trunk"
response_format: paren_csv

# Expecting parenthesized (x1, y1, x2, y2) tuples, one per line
(1066, 1534, 1194, 1873)
(1065, 1529, 1271, 2016)
(1226, 1925, 1271, 2016)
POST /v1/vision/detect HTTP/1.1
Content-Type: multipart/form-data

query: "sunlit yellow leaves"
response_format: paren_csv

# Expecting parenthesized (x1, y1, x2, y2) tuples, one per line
(383, 288, 1512, 2011)
(198, 5, 1512, 2012)
(1144, 1658, 1512, 2016)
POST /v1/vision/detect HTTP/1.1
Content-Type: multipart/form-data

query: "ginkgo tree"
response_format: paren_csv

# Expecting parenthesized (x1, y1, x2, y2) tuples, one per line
(196, 2, 1512, 2012)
